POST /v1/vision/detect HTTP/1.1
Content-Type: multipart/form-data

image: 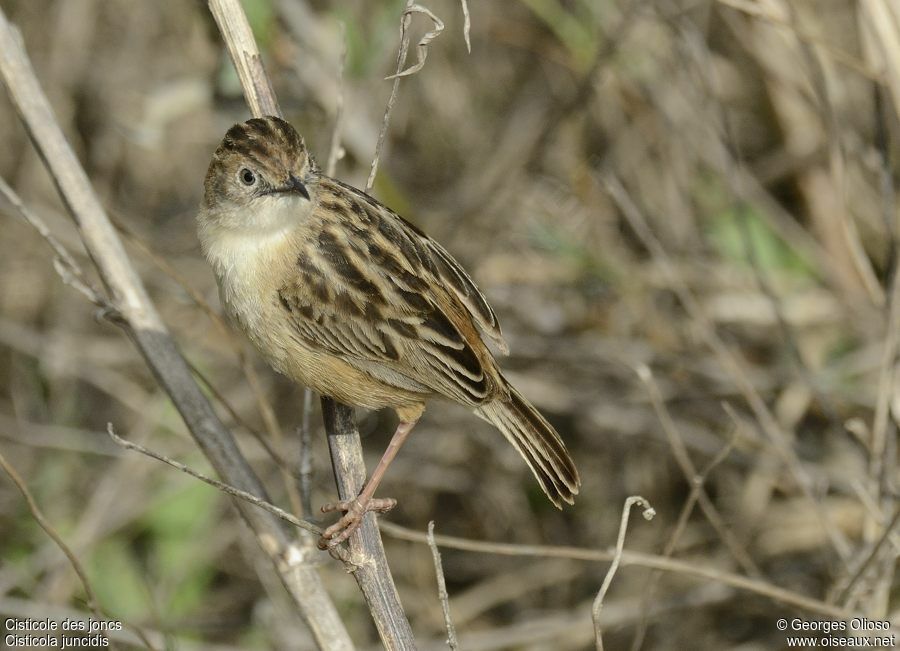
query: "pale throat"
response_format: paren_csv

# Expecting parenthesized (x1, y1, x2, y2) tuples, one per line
(234, 192, 309, 233)
(201, 193, 310, 308)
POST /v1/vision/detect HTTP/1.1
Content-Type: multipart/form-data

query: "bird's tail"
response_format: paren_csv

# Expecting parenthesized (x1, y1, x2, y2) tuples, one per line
(475, 383, 580, 508)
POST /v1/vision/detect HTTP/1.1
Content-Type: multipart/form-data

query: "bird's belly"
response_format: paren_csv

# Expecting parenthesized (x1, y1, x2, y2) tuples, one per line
(209, 231, 427, 414)
(223, 282, 426, 413)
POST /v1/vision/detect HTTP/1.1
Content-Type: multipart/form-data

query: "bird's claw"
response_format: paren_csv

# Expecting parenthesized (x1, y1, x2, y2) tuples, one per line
(317, 497, 397, 549)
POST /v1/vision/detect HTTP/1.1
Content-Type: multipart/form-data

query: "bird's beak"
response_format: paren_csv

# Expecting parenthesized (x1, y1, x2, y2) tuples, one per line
(273, 174, 310, 200)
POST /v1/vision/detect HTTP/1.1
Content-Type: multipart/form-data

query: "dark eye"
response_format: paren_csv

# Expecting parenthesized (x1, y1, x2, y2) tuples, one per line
(240, 168, 256, 186)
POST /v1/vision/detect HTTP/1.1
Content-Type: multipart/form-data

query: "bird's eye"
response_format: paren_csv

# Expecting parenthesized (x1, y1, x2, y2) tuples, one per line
(239, 168, 256, 186)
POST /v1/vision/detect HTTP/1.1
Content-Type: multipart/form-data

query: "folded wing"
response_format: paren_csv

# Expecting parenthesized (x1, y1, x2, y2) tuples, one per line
(276, 185, 507, 406)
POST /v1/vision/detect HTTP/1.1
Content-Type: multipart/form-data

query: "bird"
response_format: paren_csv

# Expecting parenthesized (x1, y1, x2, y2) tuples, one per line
(198, 115, 580, 548)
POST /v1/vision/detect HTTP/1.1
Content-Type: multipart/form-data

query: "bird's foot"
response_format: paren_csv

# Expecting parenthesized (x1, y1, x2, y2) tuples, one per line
(317, 496, 397, 549)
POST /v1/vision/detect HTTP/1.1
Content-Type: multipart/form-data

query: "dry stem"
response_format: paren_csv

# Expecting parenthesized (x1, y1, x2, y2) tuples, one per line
(0, 5, 351, 649)
(381, 522, 850, 620)
(593, 496, 655, 651)
(427, 521, 459, 650)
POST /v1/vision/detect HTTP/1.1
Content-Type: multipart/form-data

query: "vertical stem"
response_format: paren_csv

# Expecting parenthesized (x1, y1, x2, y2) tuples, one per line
(321, 398, 417, 650)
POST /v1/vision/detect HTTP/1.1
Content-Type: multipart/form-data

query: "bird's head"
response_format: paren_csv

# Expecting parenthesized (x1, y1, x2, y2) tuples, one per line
(200, 116, 318, 233)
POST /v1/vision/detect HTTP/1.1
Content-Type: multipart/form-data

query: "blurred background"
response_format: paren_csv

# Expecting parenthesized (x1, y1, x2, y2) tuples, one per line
(1, 0, 899, 648)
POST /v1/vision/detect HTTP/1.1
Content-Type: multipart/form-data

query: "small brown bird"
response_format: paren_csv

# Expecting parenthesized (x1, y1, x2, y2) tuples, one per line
(199, 116, 580, 547)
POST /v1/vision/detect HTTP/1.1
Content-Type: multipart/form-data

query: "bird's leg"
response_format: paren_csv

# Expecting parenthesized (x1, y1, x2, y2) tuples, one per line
(318, 417, 418, 549)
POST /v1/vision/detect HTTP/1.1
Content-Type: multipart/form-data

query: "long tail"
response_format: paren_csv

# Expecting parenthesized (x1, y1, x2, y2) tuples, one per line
(475, 383, 581, 508)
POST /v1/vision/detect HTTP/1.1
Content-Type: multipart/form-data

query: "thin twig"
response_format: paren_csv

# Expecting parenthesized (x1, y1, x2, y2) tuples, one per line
(185, 356, 296, 475)
(106, 424, 323, 537)
(593, 496, 655, 651)
(366, 0, 416, 192)
(668, 414, 741, 560)
(380, 522, 850, 619)
(0, 174, 107, 309)
(427, 521, 459, 651)
(0, 447, 120, 650)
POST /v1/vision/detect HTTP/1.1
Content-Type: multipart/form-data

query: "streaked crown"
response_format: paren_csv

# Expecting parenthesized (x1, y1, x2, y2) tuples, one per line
(203, 116, 315, 210)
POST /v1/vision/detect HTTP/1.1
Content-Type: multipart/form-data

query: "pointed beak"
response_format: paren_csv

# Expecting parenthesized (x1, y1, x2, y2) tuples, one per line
(273, 174, 310, 200)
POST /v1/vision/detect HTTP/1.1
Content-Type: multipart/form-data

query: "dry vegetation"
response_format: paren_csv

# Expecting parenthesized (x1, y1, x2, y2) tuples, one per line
(2, 0, 900, 649)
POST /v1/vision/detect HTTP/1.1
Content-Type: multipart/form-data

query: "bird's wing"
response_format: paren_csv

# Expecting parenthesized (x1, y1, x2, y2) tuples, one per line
(332, 179, 509, 354)
(276, 189, 505, 406)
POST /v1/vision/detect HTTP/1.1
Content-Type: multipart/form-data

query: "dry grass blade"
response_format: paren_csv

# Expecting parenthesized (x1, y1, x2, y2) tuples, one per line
(298, 387, 315, 518)
(385, 4, 445, 80)
(459, 0, 471, 53)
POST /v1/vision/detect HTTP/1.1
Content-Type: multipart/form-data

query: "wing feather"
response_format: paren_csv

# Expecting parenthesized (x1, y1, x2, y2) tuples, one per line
(334, 180, 509, 354)
(276, 188, 505, 406)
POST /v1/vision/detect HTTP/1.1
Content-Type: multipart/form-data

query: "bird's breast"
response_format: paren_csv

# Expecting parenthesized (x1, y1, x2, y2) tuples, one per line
(203, 226, 297, 343)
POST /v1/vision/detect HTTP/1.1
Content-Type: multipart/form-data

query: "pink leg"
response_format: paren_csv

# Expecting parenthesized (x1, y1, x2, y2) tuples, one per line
(318, 418, 418, 549)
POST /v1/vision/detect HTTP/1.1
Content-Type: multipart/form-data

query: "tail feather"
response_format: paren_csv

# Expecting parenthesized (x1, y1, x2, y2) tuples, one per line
(475, 384, 581, 508)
